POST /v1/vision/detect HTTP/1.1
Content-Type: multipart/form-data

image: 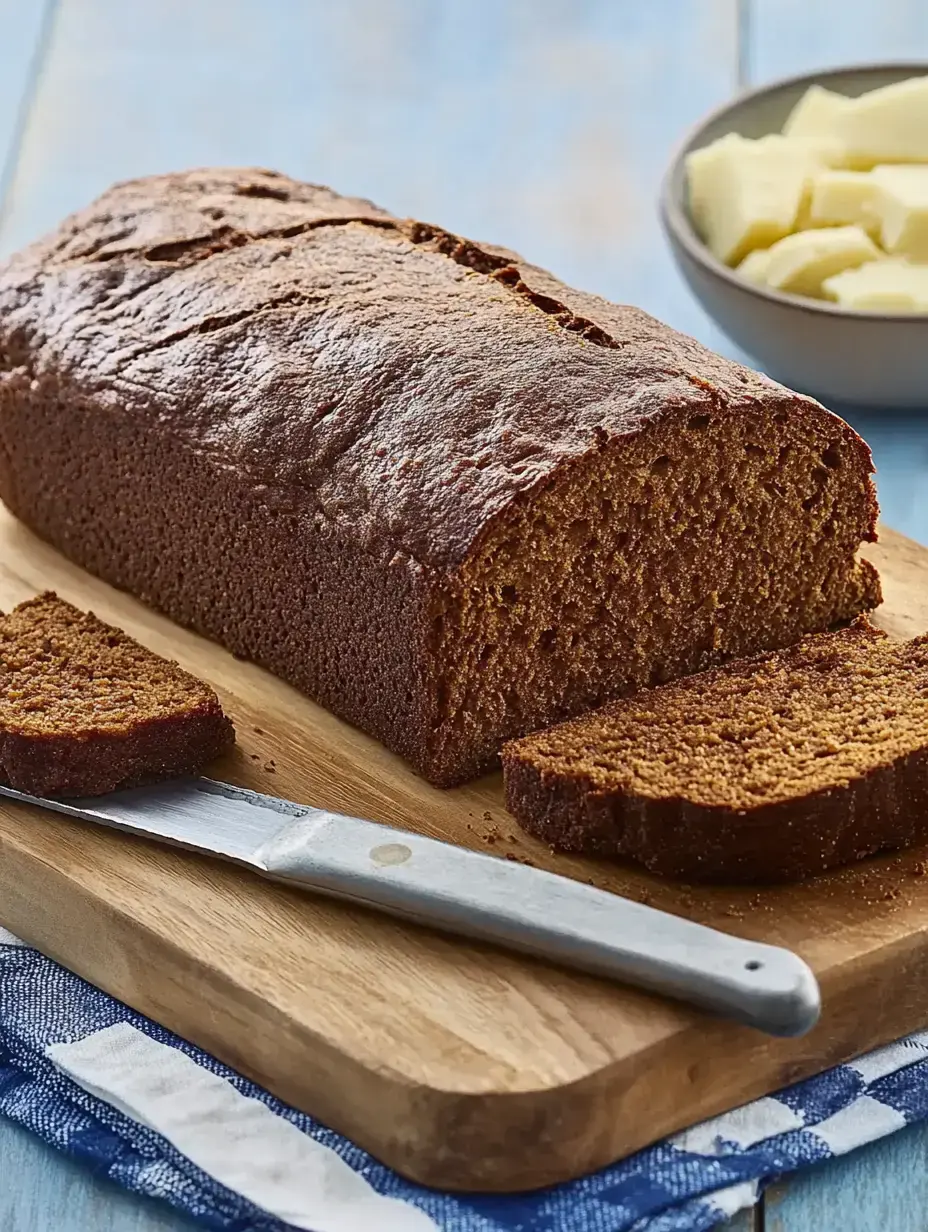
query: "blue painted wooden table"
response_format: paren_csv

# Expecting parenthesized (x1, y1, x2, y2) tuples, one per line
(0, 2, 926, 1228)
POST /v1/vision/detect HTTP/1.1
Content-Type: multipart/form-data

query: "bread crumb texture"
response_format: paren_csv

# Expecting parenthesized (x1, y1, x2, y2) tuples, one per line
(0, 592, 234, 796)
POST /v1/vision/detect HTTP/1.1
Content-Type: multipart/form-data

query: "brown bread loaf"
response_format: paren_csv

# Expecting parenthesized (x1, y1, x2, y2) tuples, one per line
(0, 168, 880, 786)
(503, 619, 928, 883)
(0, 593, 234, 796)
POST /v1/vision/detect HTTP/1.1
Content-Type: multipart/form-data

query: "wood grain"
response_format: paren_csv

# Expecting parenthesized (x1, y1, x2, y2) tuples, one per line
(0, 0, 51, 205)
(0, 1117, 198, 1232)
(726, 1213, 760, 1232)
(0, 506, 924, 1192)
(748, 0, 928, 86)
(765, 1121, 928, 1232)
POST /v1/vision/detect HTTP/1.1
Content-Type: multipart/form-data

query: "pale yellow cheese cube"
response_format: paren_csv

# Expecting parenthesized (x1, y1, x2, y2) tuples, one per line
(685, 133, 748, 233)
(793, 195, 814, 232)
(808, 170, 881, 235)
(823, 259, 928, 312)
(764, 225, 882, 298)
(871, 165, 928, 261)
(782, 84, 851, 165)
(689, 134, 820, 265)
(832, 75, 928, 168)
(735, 248, 773, 286)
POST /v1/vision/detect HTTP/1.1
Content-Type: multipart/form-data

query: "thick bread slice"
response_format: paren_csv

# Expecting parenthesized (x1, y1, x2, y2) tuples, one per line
(0, 593, 234, 796)
(503, 619, 928, 883)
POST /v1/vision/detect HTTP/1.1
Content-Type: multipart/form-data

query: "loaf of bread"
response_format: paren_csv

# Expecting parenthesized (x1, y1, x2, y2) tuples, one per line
(503, 619, 928, 883)
(0, 169, 881, 785)
(0, 593, 234, 796)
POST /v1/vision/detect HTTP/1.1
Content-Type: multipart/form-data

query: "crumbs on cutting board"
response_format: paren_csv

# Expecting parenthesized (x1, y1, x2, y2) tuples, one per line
(463, 818, 535, 865)
(819, 855, 916, 909)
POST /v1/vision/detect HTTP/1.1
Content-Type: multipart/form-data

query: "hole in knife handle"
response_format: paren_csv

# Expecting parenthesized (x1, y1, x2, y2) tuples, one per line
(744, 960, 763, 971)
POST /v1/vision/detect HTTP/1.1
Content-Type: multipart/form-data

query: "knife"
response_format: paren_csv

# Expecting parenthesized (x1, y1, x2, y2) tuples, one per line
(0, 777, 820, 1037)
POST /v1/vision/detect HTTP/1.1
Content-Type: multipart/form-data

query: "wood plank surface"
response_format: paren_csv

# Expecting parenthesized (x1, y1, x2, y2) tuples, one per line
(0, 0, 51, 207)
(0, 505, 925, 1194)
(748, 0, 928, 85)
(842, 410, 928, 550)
(0, 1117, 198, 1232)
(725, 1212, 760, 1232)
(764, 1121, 928, 1232)
(0, 0, 738, 348)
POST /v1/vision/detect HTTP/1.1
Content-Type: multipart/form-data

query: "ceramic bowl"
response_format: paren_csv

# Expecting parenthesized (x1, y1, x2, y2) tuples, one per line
(660, 63, 928, 408)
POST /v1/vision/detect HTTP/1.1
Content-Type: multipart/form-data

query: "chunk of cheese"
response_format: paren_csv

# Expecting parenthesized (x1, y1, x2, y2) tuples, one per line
(832, 75, 928, 168)
(686, 133, 748, 233)
(870, 165, 928, 261)
(782, 84, 851, 165)
(823, 259, 928, 312)
(735, 247, 773, 286)
(763, 225, 882, 297)
(808, 170, 881, 235)
(688, 134, 820, 265)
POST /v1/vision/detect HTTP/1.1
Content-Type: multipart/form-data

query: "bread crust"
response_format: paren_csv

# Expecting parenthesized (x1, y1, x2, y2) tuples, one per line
(503, 755, 928, 883)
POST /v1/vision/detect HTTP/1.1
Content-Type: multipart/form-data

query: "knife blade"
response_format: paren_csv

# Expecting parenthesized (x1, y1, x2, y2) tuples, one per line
(0, 778, 820, 1037)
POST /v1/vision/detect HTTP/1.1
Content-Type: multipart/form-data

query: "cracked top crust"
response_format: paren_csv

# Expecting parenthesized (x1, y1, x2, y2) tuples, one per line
(0, 167, 851, 570)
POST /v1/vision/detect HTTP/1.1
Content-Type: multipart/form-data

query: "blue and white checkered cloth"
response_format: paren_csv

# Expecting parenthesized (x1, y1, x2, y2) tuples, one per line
(2, 925, 927, 1232)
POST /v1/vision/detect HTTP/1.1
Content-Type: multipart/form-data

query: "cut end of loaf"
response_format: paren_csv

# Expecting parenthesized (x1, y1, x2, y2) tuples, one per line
(424, 398, 880, 786)
(503, 617, 928, 882)
(0, 592, 235, 796)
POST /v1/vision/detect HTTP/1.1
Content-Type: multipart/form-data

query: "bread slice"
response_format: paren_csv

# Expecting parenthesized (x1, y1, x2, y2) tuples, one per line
(503, 619, 928, 883)
(0, 593, 234, 797)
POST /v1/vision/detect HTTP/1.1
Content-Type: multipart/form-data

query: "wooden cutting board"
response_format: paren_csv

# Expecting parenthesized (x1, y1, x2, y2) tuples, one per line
(2, 507, 928, 1193)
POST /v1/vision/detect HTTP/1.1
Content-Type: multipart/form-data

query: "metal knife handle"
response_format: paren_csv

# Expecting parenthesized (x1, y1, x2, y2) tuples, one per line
(256, 813, 820, 1037)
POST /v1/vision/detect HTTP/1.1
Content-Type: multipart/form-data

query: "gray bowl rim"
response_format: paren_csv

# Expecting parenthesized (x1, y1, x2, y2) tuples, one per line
(660, 60, 928, 323)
